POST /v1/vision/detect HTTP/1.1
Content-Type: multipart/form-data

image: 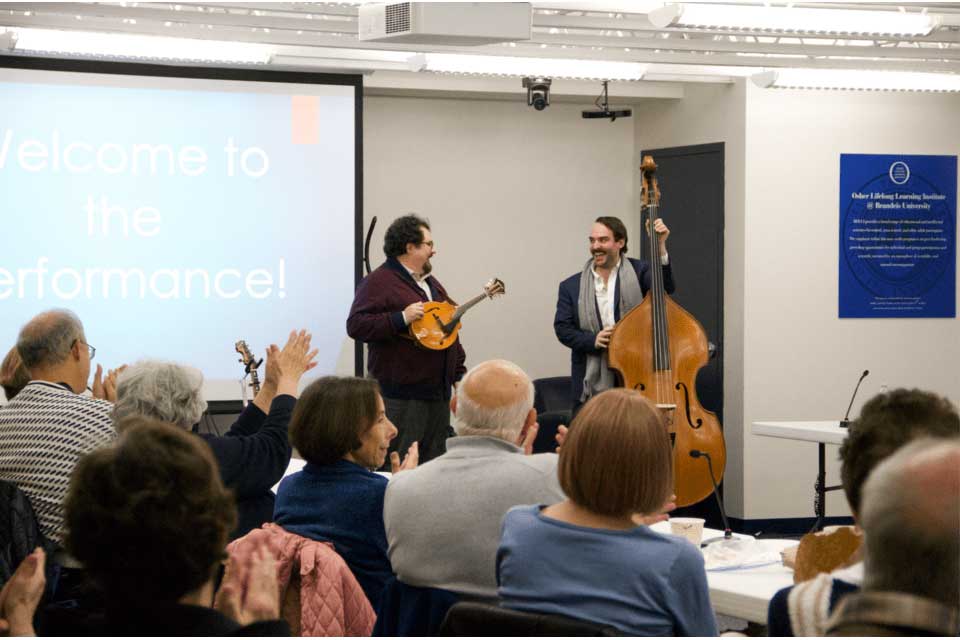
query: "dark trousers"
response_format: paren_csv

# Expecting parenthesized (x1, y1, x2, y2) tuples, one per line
(383, 396, 451, 465)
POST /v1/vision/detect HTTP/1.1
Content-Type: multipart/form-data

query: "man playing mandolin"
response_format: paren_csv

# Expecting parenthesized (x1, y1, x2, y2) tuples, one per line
(347, 214, 466, 465)
(554, 216, 675, 415)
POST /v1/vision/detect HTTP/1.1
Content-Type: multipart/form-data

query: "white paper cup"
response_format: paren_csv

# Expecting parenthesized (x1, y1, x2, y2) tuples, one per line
(670, 517, 706, 546)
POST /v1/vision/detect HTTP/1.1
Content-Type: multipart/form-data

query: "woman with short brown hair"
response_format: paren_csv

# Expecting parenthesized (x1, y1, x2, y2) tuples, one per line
(274, 376, 418, 612)
(496, 388, 717, 636)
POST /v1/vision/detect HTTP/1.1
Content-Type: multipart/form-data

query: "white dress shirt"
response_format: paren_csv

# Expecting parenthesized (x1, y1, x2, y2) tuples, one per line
(591, 253, 669, 328)
(401, 265, 432, 326)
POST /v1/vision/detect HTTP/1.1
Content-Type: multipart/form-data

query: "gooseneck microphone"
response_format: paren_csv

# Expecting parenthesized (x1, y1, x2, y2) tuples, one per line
(840, 369, 870, 429)
(689, 449, 732, 542)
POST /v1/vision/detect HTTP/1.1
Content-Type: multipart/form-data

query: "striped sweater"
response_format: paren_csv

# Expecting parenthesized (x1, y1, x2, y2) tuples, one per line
(0, 381, 116, 544)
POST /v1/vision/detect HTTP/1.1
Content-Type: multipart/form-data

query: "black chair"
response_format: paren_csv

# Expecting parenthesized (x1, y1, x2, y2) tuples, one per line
(373, 577, 459, 636)
(532, 376, 573, 416)
(439, 602, 620, 636)
(0, 480, 59, 599)
(532, 376, 573, 455)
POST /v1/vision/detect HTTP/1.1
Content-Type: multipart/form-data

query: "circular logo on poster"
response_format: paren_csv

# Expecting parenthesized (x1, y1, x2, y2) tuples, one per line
(843, 173, 952, 299)
(889, 161, 910, 185)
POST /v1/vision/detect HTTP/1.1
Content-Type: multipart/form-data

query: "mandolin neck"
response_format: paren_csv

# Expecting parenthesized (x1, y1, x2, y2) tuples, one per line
(450, 292, 487, 324)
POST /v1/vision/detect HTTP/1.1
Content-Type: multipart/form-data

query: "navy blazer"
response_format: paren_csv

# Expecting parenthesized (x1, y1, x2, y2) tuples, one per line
(554, 257, 675, 405)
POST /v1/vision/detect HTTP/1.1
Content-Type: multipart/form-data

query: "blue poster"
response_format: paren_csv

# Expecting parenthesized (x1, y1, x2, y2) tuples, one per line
(839, 154, 957, 318)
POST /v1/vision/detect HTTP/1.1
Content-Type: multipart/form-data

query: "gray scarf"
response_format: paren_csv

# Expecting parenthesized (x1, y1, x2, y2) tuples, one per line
(577, 257, 644, 402)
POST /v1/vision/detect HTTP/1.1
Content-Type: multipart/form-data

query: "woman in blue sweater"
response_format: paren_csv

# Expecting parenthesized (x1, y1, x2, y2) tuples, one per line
(273, 376, 418, 612)
(496, 388, 718, 636)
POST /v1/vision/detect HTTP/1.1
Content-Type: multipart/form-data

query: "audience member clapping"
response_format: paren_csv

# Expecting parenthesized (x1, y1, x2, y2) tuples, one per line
(825, 438, 959, 636)
(0, 547, 45, 636)
(0, 309, 117, 547)
(29, 416, 289, 636)
(112, 330, 317, 538)
(273, 376, 418, 611)
(767, 388, 960, 636)
(384, 359, 562, 600)
(496, 388, 717, 636)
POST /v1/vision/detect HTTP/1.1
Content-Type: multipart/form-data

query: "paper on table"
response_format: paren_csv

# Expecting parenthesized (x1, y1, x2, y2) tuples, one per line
(702, 538, 783, 571)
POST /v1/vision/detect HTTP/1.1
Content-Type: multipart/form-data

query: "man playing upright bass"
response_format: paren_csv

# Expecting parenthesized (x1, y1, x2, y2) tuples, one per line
(554, 216, 675, 415)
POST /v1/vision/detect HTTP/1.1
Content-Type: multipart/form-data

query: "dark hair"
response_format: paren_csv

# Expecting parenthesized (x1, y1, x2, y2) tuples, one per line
(839, 388, 958, 516)
(1, 346, 30, 400)
(595, 216, 628, 255)
(290, 376, 381, 466)
(64, 417, 236, 603)
(559, 389, 673, 517)
(384, 214, 430, 258)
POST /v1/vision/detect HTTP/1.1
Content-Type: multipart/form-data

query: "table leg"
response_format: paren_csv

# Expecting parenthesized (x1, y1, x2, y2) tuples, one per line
(812, 443, 826, 532)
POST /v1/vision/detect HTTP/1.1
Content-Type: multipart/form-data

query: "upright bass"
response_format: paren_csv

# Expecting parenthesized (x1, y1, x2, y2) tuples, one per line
(607, 155, 726, 508)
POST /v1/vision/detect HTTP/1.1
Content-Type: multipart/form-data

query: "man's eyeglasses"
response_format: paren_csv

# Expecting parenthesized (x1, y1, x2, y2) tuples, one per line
(420, 241, 435, 248)
(74, 340, 96, 359)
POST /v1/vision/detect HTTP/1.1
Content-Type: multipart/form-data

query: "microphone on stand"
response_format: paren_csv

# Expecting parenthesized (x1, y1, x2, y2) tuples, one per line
(689, 449, 732, 545)
(840, 369, 869, 429)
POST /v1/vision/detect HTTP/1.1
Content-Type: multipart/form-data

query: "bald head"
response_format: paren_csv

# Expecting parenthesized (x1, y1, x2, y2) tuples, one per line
(453, 360, 535, 443)
(860, 437, 960, 606)
(16, 309, 89, 393)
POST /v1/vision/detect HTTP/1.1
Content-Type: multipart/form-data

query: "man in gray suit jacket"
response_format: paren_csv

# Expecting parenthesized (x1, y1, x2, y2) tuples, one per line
(383, 359, 564, 600)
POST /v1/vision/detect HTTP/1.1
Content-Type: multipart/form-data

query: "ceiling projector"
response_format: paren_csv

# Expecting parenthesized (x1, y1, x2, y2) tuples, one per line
(581, 107, 632, 121)
(582, 81, 631, 121)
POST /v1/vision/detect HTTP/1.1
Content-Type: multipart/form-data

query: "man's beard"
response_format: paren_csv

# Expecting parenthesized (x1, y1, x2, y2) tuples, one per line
(593, 251, 615, 268)
(422, 259, 432, 275)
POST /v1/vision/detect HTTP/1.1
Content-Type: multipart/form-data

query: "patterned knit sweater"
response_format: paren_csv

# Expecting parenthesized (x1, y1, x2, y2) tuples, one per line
(0, 381, 116, 544)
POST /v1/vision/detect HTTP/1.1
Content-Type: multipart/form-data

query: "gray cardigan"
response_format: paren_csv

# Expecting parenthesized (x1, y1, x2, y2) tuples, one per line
(383, 436, 565, 599)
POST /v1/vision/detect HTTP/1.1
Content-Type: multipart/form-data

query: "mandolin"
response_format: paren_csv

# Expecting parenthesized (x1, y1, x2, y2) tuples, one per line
(234, 340, 262, 396)
(410, 278, 505, 350)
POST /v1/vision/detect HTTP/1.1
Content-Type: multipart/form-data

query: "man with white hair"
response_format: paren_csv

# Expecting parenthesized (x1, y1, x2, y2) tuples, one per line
(383, 359, 564, 600)
(0, 309, 117, 545)
(825, 438, 960, 636)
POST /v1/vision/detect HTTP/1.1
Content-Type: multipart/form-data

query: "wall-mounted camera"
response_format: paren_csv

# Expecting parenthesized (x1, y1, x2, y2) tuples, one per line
(522, 77, 552, 111)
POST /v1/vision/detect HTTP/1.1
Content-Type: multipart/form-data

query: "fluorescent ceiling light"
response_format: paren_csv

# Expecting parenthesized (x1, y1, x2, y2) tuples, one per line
(10, 28, 273, 64)
(650, 3, 937, 37)
(413, 53, 646, 81)
(752, 68, 960, 92)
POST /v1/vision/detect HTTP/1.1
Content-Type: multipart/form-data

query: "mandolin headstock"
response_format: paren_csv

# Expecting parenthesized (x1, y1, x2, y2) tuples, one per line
(484, 278, 506, 299)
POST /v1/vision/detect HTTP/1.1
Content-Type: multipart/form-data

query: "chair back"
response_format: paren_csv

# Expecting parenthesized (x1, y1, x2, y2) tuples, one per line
(793, 525, 862, 583)
(373, 577, 459, 636)
(533, 376, 573, 415)
(439, 602, 620, 636)
(227, 524, 375, 636)
(0, 480, 59, 598)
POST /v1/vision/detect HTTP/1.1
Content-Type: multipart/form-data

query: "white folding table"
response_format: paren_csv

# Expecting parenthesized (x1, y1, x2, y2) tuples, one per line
(651, 522, 796, 624)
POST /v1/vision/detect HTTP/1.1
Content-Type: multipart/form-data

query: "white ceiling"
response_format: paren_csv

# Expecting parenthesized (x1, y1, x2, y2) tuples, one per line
(2, 2, 959, 101)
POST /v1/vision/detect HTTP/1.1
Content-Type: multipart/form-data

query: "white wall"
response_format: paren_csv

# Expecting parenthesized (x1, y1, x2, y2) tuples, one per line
(635, 81, 960, 521)
(358, 96, 637, 381)
(357, 86, 959, 524)
(634, 82, 749, 517)
(742, 86, 960, 519)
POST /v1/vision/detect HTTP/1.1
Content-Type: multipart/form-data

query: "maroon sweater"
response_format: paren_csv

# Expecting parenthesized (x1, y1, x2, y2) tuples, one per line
(347, 258, 466, 401)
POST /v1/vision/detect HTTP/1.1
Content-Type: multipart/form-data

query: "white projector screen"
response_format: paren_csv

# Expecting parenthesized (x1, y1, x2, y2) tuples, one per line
(0, 59, 361, 401)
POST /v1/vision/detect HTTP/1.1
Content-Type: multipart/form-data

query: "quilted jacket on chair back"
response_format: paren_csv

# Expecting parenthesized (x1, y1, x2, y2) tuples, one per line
(227, 523, 376, 637)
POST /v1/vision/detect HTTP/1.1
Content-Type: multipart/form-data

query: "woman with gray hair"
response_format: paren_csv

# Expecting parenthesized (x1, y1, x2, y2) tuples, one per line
(113, 330, 317, 539)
